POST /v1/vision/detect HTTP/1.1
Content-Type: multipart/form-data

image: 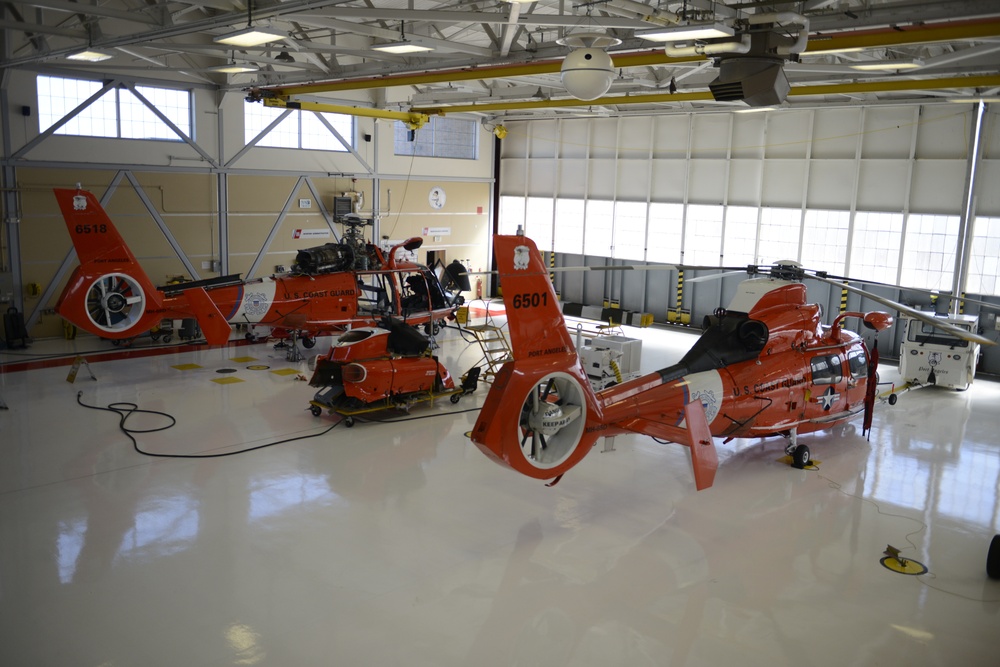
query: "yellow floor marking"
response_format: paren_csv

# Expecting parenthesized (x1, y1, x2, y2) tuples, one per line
(172, 363, 203, 371)
(270, 368, 301, 376)
(231, 356, 257, 363)
(211, 377, 245, 385)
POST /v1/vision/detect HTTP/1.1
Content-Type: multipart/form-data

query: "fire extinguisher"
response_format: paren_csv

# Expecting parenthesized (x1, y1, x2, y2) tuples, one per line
(475, 275, 483, 299)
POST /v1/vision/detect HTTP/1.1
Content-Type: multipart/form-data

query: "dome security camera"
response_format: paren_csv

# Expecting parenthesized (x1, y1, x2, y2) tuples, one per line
(560, 47, 615, 101)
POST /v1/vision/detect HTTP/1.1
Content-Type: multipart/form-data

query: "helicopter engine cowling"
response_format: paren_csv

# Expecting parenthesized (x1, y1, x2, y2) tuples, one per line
(471, 360, 602, 482)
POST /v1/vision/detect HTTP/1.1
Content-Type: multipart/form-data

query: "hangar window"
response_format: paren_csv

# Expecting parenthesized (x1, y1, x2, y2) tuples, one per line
(37, 75, 191, 140)
(849, 211, 903, 284)
(525, 197, 554, 251)
(613, 201, 647, 261)
(899, 214, 960, 291)
(757, 207, 802, 265)
(685, 204, 724, 265)
(244, 103, 352, 151)
(395, 116, 477, 159)
(968, 215, 1000, 296)
(583, 200, 614, 257)
(723, 206, 758, 266)
(553, 198, 585, 255)
(802, 209, 849, 275)
(646, 202, 682, 265)
(498, 196, 524, 236)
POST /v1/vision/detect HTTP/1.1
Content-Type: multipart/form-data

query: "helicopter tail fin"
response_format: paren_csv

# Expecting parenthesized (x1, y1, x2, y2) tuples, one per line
(54, 188, 168, 342)
(470, 234, 602, 483)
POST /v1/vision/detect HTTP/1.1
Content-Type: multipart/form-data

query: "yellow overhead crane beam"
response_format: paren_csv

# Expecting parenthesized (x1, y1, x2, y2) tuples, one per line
(260, 18, 1000, 98)
(262, 96, 432, 129)
(255, 19, 1000, 125)
(410, 75, 1000, 115)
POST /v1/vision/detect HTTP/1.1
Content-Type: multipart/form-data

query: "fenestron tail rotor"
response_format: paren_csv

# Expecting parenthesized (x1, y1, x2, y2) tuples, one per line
(517, 372, 587, 469)
(85, 273, 147, 334)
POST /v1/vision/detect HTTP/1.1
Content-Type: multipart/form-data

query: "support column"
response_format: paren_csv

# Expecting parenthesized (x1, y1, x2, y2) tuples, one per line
(952, 101, 988, 314)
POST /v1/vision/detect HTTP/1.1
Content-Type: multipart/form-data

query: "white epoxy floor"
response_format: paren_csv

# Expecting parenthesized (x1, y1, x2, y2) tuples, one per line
(2, 322, 999, 666)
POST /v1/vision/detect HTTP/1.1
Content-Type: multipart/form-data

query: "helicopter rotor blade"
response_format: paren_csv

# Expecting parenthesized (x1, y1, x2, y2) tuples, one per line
(685, 270, 751, 284)
(810, 274, 995, 346)
(818, 273, 1000, 312)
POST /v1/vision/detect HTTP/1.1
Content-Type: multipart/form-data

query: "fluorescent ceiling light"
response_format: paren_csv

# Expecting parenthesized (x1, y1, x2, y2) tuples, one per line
(948, 97, 1000, 103)
(214, 26, 286, 47)
(66, 50, 112, 62)
(500, 0, 536, 3)
(208, 63, 260, 73)
(635, 22, 735, 43)
(849, 59, 924, 71)
(371, 40, 433, 54)
(806, 46, 865, 55)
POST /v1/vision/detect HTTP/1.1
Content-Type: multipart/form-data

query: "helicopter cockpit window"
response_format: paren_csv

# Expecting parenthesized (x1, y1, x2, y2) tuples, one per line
(810, 354, 844, 385)
(357, 274, 394, 315)
(847, 349, 868, 378)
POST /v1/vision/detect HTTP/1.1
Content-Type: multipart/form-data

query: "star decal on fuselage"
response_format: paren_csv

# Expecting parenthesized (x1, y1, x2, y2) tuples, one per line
(817, 386, 839, 410)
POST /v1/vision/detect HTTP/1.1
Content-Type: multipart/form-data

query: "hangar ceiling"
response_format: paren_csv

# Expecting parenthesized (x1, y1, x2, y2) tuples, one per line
(3, 0, 1000, 122)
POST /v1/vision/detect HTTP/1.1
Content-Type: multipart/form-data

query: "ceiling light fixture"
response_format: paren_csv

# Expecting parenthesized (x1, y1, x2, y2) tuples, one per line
(372, 21, 433, 54)
(372, 41, 433, 54)
(208, 63, 260, 73)
(635, 22, 735, 43)
(274, 50, 295, 63)
(948, 97, 1000, 103)
(214, 1, 285, 47)
(66, 50, 113, 62)
(849, 59, 924, 71)
(214, 26, 286, 47)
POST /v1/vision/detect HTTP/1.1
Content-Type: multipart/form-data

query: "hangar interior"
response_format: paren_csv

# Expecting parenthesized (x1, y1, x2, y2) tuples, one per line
(2, 0, 1000, 664)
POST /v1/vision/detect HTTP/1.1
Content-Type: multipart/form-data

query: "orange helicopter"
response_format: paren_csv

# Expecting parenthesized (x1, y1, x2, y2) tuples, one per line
(471, 233, 994, 490)
(52, 187, 467, 350)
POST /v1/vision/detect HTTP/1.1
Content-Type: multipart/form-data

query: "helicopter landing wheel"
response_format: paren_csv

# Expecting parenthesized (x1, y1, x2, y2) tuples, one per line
(302, 336, 316, 349)
(792, 444, 811, 470)
(343, 416, 355, 428)
(888, 393, 898, 405)
(988, 535, 1000, 580)
(450, 393, 461, 404)
(310, 405, 322, 417)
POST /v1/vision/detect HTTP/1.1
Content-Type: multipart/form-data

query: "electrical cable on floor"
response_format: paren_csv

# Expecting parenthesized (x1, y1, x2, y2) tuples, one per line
(818, 472, 927, 553)
(76, 391, 341, 459)
(820, 471, 1000, 602)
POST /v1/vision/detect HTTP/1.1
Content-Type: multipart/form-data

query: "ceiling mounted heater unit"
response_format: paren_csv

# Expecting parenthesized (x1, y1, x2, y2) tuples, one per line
(709, 57, 790, 107)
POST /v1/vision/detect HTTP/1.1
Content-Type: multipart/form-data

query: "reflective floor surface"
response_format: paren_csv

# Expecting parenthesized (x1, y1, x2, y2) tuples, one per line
(2, 322, 999, 666)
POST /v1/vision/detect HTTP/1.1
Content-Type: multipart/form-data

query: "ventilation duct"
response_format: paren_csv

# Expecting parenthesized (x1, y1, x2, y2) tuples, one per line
(708, 57, 790, 106)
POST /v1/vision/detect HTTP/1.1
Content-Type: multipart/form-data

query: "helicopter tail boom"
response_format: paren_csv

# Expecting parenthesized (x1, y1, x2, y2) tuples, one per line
(54, 188, 231, 345)
(470, 235, 603, 483)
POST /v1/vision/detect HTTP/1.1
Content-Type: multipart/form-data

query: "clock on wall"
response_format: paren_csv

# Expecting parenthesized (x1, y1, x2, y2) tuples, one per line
(429, 186, 446, 210)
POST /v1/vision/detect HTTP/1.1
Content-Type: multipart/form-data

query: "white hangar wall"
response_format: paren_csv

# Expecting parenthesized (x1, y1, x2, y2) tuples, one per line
(498, 104, 1000, 372)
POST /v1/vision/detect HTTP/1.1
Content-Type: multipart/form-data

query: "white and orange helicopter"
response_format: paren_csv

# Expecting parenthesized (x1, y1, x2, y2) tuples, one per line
(471, 232, 994, 490)
(52, 187, 467, 351)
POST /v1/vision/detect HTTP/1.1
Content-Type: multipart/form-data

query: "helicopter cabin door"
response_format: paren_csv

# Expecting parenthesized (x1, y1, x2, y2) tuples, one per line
(807, 352, 848, 416)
